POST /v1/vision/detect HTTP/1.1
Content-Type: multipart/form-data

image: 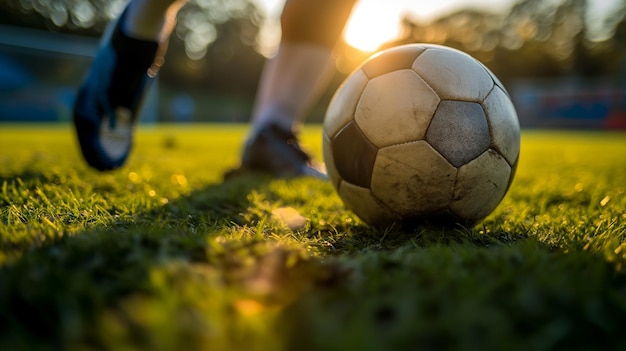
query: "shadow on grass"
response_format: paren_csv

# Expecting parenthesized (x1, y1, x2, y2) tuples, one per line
(0, 172, 356, 350)
(1, 171, 626, 351)
(0, 173, 276, 350)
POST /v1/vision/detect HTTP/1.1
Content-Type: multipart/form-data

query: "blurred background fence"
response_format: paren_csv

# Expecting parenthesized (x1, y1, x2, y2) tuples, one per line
(0, 0, 625, 129)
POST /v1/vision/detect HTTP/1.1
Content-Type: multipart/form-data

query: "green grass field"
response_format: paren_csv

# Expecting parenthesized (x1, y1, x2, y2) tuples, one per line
(1, 124, 625, 351)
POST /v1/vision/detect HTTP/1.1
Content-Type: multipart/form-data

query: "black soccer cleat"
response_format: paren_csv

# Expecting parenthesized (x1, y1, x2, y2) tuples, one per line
(225, 122, 327, 179)
(73, 11, 159, 171)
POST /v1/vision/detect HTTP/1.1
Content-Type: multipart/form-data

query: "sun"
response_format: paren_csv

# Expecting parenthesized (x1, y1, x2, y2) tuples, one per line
(343, 1, 403, 52)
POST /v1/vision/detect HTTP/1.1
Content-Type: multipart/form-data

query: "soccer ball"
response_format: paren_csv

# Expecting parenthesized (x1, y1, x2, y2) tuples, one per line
(323, 44, 520, 227)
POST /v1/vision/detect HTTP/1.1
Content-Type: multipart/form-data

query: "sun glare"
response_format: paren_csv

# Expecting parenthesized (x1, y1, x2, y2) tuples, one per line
(343, 1, 402, 52)
(254, 0, 524, 54)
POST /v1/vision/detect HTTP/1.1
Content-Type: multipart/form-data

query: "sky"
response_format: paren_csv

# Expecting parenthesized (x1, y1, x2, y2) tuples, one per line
(252, 0, 623, 54)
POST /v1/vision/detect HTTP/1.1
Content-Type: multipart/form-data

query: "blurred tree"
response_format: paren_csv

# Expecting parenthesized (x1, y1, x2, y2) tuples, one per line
(0, 0, 265, 61)
(162, 5, 266, 95)
(605, 1, 626, 76)
(385, 0, 626, 85)
(0, 0, 125, 34)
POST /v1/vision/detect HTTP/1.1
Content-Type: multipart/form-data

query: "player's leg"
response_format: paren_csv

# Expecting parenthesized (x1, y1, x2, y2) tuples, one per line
(73, 0, 186, 171)
(228, 0, 357, 178)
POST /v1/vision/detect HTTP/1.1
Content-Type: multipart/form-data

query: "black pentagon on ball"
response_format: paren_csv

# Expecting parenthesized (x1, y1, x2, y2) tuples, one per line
(361, 45, 426, 79)
(331, 120, 378, 188)
(426, 100, 491, 167)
